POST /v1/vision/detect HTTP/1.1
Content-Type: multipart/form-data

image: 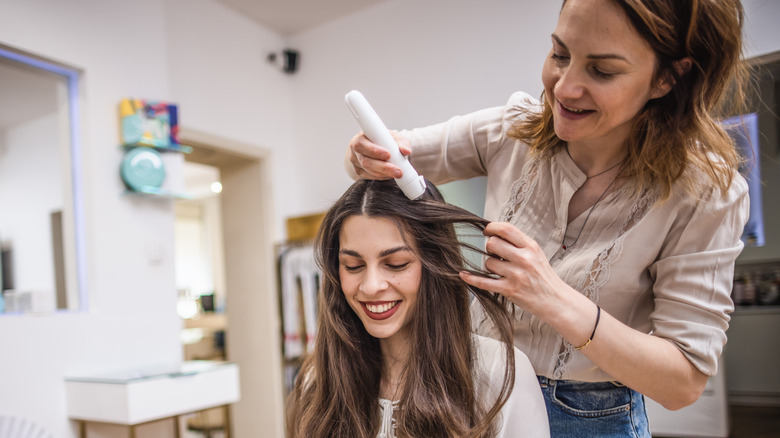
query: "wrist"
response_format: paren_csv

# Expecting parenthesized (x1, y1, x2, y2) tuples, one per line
(575, 306, 601, 350)
(545, 288, 599, 347)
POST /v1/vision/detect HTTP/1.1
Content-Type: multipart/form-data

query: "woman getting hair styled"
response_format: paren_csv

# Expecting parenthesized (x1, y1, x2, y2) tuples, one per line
(286, 178, 549, 437)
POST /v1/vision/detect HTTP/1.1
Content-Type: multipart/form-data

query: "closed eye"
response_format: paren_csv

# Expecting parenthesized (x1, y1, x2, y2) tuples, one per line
(387, 262, 410, 271)
(592, 67, 615, 80)
(551, 52, 568, 62)
(342, 263, 364, 272)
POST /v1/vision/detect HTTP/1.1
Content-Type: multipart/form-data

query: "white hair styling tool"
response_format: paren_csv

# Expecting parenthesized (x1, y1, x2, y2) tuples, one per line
(345, 90, 427, 200)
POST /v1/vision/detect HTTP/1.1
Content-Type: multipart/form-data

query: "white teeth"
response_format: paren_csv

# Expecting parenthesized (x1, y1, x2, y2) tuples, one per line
(366, 301, 398, 313)
(563, 104, 587, 114)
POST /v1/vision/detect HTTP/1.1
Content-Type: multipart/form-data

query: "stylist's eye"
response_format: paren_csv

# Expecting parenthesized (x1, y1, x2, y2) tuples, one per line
(550, 52, 569, 63)
(592, 67, 616, 80)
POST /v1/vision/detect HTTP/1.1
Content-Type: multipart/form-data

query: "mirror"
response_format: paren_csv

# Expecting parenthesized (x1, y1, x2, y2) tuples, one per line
(735, 50, 780, 265)
(0, 44, 85, 314)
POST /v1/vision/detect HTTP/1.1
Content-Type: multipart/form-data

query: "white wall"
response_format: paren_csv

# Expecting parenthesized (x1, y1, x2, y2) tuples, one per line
(164, 0, 298, 240)
(287, 0, 560, 212)
(742, 0, 780, 58)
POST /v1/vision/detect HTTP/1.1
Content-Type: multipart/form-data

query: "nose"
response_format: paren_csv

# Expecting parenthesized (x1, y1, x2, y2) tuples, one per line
(359, 266, 389, 296)
(554, 65, 586, 101)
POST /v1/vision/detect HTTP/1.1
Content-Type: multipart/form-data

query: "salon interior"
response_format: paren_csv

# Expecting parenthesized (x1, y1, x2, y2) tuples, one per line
(0, 1, 779, 437)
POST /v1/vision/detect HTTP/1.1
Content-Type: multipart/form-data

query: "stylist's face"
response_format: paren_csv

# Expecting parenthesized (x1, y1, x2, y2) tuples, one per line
(338, 215, 421, 343)
(542, 0, 669, 150)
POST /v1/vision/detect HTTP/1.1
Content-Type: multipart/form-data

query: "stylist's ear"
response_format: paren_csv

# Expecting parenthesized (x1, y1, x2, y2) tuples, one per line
(650, 57, 693, 99)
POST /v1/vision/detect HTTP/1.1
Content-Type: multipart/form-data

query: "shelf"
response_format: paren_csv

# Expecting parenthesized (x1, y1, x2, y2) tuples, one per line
(122, 142, 193, 154)
(183, 312, 227, 330)
(123, 186, 192, 200)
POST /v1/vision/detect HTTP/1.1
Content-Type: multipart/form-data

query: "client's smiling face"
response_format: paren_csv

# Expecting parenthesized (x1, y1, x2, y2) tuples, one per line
(338, 215, 421, 344)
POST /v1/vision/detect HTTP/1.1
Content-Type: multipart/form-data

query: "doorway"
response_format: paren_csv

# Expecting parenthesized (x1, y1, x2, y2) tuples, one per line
(176, 128, 285, 438)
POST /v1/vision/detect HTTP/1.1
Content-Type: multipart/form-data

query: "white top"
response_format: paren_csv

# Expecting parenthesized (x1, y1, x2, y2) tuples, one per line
(376, 334, 550, 437)
(404, 92, 749, 381)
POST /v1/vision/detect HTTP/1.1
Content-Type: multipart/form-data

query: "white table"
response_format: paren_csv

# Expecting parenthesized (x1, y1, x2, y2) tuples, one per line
(65, 361, 240, 438)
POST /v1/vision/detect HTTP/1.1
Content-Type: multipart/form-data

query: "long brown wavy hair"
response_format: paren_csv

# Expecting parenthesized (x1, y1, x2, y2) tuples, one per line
(511, 0, 749, 201)
(286, 179, 516, 438)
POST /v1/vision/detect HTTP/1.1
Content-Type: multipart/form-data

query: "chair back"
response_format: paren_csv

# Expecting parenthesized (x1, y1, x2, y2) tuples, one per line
(0, 416, 54, 438)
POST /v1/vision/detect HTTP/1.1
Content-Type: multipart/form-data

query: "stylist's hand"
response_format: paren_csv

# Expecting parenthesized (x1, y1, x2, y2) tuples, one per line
(460, 222, 573, 319)
(345, 131, 412, 180)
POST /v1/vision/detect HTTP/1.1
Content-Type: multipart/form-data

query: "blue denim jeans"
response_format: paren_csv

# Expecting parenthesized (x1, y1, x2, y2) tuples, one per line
(538, 376, 651, 437)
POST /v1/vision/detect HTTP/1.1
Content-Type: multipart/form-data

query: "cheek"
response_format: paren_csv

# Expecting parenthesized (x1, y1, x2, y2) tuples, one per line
(338, 271, 357, 296)
(610, 93, 647, 120)
(541, 59, 558, 93)
(399, 269, 422, 295)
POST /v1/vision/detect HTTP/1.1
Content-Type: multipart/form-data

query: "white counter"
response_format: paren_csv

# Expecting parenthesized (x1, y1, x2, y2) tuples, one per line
(65, 360, 240, 425)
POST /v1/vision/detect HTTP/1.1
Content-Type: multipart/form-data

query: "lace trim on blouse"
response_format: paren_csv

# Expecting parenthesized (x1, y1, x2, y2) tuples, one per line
(555, 187, 659, 378)
(377, 398, 399, 438)
(498, 158, 541, 225)
(499, 155, 660, 379)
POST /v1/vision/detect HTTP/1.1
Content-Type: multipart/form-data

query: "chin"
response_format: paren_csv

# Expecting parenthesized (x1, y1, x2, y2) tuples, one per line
(364, 324, 401, 340)
(366, 330, 394, 340)
(553, 127, 574, 142)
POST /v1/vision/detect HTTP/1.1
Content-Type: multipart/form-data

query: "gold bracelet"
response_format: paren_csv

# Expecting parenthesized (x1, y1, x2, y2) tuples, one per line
(575, 306, 601, 350)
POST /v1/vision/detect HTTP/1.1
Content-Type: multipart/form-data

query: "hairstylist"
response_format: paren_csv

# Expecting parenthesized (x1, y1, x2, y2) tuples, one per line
(345, 0, 750, 436)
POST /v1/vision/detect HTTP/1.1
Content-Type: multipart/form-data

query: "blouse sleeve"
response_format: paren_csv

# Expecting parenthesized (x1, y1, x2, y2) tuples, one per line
(401, 91, 538, 186)
(649, 175, 750, 375)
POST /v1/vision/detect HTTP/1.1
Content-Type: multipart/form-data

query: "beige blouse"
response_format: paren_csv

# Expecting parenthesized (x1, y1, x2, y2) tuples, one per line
(404, 92, 750, 382)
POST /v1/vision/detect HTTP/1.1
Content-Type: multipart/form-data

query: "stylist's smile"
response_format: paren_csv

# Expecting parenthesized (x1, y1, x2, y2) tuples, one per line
(559, 100, 594, 116)
(362, 300, 400, 320)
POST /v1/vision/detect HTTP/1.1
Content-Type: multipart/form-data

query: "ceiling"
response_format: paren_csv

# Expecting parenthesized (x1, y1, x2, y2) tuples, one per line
(213, 0, 390, 36)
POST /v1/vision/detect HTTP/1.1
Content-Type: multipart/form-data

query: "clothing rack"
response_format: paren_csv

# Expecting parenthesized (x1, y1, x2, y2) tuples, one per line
(276, 240, 321, 396)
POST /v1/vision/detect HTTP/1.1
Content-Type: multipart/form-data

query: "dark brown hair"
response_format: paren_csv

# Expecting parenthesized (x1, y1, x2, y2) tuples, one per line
(286, 179, 516, 438)
(511, 0, 748, 201)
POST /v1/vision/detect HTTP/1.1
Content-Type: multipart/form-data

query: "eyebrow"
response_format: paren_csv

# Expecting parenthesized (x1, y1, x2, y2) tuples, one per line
(339, 246, 413, 259)
(551, 34, 629, 61)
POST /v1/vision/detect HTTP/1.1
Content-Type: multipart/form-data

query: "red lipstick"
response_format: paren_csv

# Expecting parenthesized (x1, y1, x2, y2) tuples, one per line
(361, 301, 401, 320)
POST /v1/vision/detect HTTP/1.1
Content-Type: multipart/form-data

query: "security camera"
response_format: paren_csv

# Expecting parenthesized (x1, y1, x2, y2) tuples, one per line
(267, 49, 299, 74)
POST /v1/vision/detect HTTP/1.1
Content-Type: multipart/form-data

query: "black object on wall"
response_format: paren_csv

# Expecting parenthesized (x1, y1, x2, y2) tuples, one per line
(1, 247, 13, 291)
(267, 49, 299, 74)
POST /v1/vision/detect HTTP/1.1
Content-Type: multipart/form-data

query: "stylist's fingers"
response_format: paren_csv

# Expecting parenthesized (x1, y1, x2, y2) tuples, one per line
(483, 223, 543, 271)
(484, 222, 539, 253)
(391, 131, 412, 156)
(469, 222, 566, 313)
(348, 133, 402, 179)
(459, 270, 504, 293)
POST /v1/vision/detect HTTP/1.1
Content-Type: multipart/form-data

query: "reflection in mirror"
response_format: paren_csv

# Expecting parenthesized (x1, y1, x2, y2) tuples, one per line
(0, 45, 85, 314)
(735, 51, 780, 264)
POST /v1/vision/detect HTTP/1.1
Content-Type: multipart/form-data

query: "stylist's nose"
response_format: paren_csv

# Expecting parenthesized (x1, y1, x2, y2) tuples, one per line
(360, 266, 388, 296)
(554, 65, 586, 100)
